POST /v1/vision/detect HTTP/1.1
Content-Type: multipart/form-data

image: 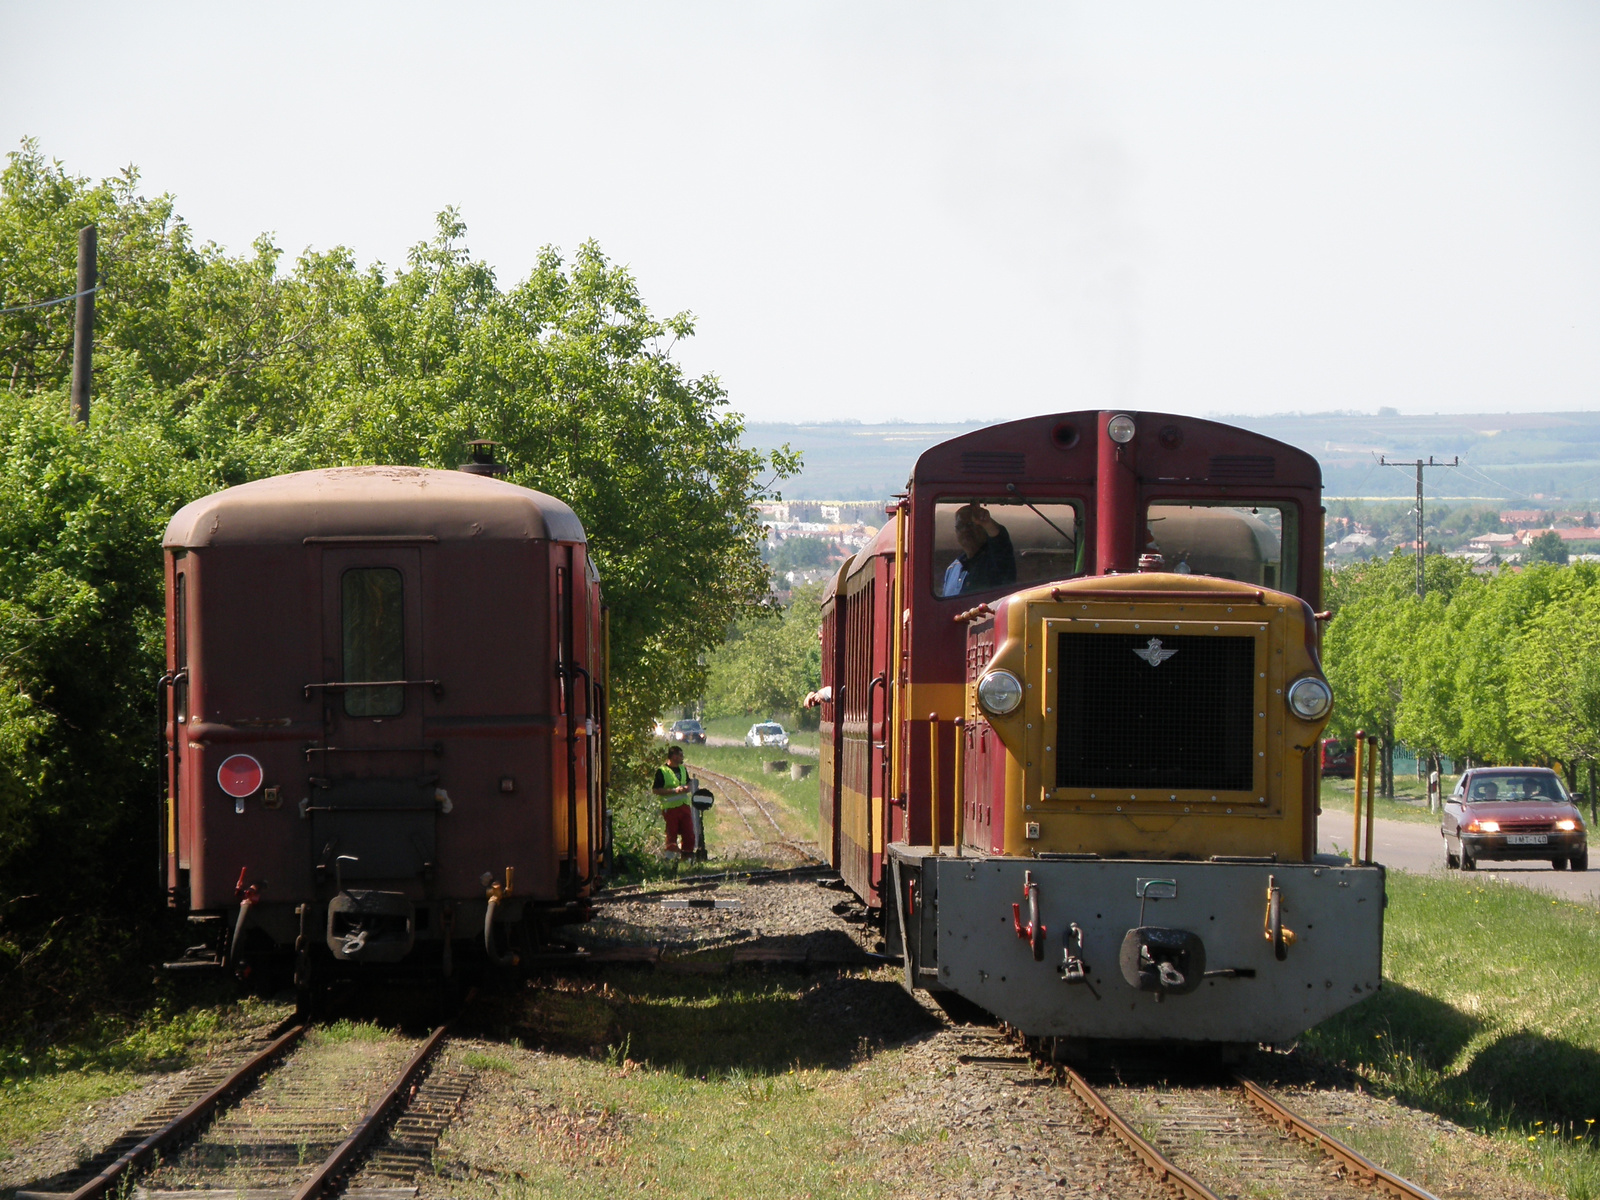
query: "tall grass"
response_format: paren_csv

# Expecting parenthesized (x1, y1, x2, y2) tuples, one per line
(1304, 870, 1600, 1196)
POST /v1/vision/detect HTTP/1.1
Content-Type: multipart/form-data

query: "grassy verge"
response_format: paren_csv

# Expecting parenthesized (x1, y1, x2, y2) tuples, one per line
(1303, 870, 1600, 1197)
(682, 743, 821, 845)
(433, 967, 929, 1199)
(0, 991, 290, 1153)
(607, 744, 824, 886)
(1319, 775, 1447, 825)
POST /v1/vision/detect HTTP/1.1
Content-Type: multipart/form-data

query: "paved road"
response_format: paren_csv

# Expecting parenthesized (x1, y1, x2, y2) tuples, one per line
(1318, 812, 1600, 904)
(705, 735, 819, 757)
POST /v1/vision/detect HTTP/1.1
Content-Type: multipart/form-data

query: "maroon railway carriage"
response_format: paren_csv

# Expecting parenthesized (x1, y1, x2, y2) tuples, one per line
(161, 465, 607, 983)
(818, 412, 1383, 1046)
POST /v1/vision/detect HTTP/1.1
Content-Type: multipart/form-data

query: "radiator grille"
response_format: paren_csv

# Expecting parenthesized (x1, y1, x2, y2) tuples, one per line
(1055, 632, 1256, 791)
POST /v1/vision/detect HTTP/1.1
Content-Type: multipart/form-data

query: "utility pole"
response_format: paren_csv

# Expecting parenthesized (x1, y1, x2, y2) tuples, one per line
(69, 224, 96, 426)
(1379, 454, 1459, 598)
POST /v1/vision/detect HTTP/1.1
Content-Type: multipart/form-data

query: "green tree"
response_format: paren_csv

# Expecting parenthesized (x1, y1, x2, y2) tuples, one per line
(767, 536, 835, 576)
(702, 586, 823, 723)
(1527, 530, 1568, 564)
(1323, 553, 1477, 795)
(1507, 566, 1600, 793)
(0, 142, 795, 918)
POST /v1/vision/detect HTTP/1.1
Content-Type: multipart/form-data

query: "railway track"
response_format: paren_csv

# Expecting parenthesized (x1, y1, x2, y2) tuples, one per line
(1035, 1040, 1441, 1200)
(16, 1008, 468, 1200)
(691, 763, 822, 865)
(939, 1025, 1442, 1199)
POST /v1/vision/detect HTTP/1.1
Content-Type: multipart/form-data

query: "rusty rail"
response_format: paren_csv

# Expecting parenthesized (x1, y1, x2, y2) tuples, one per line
(1235, 1075, 1445, 1200)
(63, 1020, 306, 1200)
(290, 1018, 454, 1200)
(1055, 1063, 1221, 1200)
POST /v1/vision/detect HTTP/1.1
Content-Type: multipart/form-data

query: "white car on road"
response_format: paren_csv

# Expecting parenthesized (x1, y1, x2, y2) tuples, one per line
(745, 721, 790, 749)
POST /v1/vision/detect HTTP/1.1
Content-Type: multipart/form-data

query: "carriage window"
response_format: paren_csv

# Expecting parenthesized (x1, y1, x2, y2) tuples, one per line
(931, 500, 1082, 598)
(342, 568, 405, 716)
(1144, 504, 1299, 592)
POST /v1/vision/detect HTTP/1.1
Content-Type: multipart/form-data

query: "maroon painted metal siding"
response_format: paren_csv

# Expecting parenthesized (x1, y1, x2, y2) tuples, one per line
(162, 468, 602, 920)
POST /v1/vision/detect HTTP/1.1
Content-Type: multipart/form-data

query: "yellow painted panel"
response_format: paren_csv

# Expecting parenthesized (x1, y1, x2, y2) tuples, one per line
(982, 583, 1326, 863)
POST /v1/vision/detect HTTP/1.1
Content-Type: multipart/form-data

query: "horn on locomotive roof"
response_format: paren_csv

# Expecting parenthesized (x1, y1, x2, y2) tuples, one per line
(459, 439, 508, 477)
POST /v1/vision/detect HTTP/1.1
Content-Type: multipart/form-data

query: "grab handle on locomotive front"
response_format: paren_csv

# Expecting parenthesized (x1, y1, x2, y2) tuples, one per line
(1263, 874, 1297, 961)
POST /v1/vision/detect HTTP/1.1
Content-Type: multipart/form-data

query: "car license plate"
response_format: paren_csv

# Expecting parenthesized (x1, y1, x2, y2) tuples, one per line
(1506, 834, 1548, 845)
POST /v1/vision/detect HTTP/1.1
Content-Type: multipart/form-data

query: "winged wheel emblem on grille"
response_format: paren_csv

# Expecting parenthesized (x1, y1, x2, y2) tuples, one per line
(1132, 637, 1178, 667)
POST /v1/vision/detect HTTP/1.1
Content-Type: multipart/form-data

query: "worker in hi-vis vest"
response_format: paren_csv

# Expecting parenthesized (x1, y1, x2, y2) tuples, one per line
(652, 744, 696, 858)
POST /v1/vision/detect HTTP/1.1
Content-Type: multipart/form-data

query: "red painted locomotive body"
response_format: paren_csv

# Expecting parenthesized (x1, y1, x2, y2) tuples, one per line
(162, 466, 607, 980)
(818, 412, 1384, 1046)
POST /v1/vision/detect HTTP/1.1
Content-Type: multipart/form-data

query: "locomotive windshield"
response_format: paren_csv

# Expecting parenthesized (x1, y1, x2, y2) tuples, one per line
(1144, 503, 1299, 592)
(932, 500, 1081, 598)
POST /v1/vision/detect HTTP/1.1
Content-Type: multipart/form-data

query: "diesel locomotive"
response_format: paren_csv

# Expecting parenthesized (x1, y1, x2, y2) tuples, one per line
(817, 412, 1383, 1046)
(160, 460, 607, 988)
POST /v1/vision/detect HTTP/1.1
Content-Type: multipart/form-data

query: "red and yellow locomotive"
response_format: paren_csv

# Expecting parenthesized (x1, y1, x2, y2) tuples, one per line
(818, 412, 1382, 1045)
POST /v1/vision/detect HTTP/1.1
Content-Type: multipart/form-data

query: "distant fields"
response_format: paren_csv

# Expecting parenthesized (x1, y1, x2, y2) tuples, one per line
(745, 410, 1600, 503)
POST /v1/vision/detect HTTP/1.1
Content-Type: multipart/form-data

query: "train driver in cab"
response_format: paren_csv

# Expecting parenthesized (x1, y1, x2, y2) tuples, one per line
(942, 503, 1016, 596)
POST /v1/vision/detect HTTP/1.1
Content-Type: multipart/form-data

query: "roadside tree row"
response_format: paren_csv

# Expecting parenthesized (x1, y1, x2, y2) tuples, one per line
(1324, 553, 1600, 801)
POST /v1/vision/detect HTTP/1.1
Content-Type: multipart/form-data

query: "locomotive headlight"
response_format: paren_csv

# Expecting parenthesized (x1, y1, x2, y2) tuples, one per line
(1107, 414, 1137, 444)
(977, 670, 1025, 716)
(1286, 676, 1333, 721)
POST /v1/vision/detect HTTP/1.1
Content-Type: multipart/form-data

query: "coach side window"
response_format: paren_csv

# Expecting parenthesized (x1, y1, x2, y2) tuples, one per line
(342, 567, 405, 716)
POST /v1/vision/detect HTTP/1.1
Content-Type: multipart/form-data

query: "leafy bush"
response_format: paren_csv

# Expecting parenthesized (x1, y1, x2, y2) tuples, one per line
(0, 140, 793, 1023)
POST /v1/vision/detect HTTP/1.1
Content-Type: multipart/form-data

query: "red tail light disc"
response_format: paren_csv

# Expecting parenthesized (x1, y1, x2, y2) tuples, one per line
(218, 754, 264, 798)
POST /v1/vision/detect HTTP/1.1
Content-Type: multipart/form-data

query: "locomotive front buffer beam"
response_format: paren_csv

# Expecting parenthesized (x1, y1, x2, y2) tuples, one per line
(887, 846, 1384, 1045)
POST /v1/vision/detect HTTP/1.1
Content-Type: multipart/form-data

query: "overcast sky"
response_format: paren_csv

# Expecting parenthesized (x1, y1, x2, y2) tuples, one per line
(3, 3, 1597, 424)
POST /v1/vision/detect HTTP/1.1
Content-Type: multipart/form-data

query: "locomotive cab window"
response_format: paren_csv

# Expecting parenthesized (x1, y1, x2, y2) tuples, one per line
(931, 500, 1082, 598)
(1144, 503, 1299, 593)
(341, 567, 405, 716)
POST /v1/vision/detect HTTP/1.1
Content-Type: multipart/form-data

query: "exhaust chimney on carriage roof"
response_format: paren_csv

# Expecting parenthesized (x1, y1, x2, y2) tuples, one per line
(459, 439, 508, 477)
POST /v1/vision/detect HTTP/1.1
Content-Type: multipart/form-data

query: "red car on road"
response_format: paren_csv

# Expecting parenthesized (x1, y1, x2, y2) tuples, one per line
(1442, 767, 1587, 871)
(1320, 738, 1355, 780)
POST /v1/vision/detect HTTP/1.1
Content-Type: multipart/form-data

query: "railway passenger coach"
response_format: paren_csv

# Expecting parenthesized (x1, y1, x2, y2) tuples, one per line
(817, 412, 1383, 1047)
(161, 463, 608, 988)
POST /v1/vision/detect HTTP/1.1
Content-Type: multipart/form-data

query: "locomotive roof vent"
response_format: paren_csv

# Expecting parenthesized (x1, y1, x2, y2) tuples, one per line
(459, 439, 508, 477)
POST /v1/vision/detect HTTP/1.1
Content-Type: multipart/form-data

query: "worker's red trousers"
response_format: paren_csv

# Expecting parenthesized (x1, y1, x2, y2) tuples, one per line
(663, 804, 696, 854)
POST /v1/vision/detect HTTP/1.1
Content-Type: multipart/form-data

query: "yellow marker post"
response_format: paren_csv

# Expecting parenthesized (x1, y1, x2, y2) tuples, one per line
(1352, 729, 1366, 864)
(928, 713, 940, 852)
(1365, 734, 1378, 866)
(954, 716, 965, 858)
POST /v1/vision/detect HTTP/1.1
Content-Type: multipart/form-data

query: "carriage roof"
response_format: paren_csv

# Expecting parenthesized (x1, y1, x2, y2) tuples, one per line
(163, 466, 587, 548)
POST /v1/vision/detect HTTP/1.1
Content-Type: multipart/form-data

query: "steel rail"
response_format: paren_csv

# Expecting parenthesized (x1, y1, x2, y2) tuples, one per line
(1055, 1063, 1222, 1200)
(1235, 1075, 1445, 1200)
(290, 1018, 454, 1200)
(703, 770, 761, 842)
(694, 765, 791, 843)
(694, 765, 821, 863)
(62, 1020, 307, 1200)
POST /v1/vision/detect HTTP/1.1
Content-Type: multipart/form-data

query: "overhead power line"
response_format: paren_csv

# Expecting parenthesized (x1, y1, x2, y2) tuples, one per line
(1379, 455, 1459, 598)
(0, 284, 100, 316)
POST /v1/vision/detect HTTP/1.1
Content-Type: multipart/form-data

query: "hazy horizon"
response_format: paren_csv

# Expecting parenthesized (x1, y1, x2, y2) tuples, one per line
(4, 3, 1596, 424)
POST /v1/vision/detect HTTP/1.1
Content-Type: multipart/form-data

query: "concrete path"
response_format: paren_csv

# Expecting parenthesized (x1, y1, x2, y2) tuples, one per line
(1318, 812, 1600, 904)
